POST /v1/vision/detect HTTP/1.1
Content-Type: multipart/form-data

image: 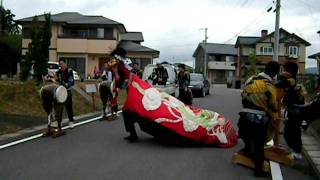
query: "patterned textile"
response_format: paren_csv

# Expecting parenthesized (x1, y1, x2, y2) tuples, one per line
(123, 75, 238, 148)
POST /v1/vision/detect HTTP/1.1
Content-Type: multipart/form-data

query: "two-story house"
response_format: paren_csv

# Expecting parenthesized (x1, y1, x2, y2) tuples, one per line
(17, 12, 159, 79)
(193, 43, 237, 83)
(119, 32, 159, 69)
(235, 28, 311, 76)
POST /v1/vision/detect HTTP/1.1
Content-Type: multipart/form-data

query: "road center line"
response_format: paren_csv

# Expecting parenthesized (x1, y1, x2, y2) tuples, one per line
(0, 110, 122, 150)
(267, 140, 283, 180)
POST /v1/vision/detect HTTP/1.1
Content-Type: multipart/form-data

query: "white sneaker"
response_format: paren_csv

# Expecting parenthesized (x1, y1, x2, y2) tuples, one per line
(291, 152, 302, 160)
(69, 121, 74, 129)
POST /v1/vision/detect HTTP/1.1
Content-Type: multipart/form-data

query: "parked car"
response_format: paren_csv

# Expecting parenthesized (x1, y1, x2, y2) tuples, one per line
(72, 70, 80, 81)
(142, 64, 177, 96)
(48, 61, 60, 74)
(189, 73, 211, 97)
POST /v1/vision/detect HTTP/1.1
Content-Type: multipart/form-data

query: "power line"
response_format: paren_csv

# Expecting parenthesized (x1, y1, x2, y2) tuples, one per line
(293, 0, 320, 27)
(282, 0, 319, 37)
(151, 0, 276, 56)
(240, 0, 249, 9)
(225, 2, 274, 43)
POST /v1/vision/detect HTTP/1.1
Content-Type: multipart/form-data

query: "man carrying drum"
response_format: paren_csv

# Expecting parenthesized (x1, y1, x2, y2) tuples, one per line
(56, 58, 75, 128)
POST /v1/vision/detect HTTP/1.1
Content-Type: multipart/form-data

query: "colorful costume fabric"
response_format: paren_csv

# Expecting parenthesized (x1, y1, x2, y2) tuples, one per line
(123, 75, 238, 148)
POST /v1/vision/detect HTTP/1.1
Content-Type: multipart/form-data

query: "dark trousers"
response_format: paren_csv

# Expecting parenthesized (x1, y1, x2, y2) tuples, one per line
(178, 88, 192, 105)
(65, 91, 74, 122)
(284, 113, 302, 153)
(123, 111, 138, 137)
(238, 115, 268, 172)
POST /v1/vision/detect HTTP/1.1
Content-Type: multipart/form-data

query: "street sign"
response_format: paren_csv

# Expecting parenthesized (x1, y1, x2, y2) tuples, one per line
(85, 84, 97, 93)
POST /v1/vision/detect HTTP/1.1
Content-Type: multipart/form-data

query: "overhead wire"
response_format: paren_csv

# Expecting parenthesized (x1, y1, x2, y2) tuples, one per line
(154, 0, 276, 61)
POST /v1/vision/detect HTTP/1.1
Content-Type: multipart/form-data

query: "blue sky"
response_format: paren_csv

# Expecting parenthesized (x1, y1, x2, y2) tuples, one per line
(5, 0, 320, 67)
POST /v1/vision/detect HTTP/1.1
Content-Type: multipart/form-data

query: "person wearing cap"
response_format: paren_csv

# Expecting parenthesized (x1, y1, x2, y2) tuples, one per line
(177, 64, 191, 105)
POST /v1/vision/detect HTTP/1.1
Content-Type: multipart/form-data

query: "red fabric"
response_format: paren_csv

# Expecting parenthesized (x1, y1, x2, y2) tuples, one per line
(123, 75, 238, 148)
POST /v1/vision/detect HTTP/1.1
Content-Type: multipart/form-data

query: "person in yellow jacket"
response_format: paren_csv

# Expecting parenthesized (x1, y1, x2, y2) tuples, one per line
(238, 61, 280, 177)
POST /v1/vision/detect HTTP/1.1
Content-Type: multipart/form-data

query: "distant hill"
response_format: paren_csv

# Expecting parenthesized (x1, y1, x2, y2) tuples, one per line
(305, 67, 319, 74)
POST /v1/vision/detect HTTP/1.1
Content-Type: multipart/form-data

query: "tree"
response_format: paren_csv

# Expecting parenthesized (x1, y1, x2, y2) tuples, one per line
(20, 13, 52, 81)
(243, 52, 258, 81)
(0, 34, 21, 75)
(33, 13, 51, 82)
(0, 6, 19, 35)
(0, 6, 21, 76)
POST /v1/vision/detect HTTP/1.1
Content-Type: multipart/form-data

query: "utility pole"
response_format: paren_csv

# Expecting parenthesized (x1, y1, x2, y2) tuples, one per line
(201, 27, 208, 77)
(273, 0, 281, 62)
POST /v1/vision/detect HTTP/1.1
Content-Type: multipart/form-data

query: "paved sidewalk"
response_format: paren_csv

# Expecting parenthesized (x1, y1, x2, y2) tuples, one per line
(303, 127, 320, 179)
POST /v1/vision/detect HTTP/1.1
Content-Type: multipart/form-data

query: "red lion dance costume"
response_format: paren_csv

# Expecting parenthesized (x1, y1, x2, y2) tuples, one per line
(109, 55, 237, 148)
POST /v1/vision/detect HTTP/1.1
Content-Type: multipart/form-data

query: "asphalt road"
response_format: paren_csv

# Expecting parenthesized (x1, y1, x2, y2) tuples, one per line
(0, 85, 317, 180)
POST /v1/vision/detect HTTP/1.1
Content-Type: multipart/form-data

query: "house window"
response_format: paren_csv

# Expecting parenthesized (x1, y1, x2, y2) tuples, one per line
(288, 46, 299, 58)
(63, 27, 87, 38)
(22, 28, 32, 38)
(226, 56, 234, 62)
(97, 28, 104, 38)
(260, 46, 273, 55)
(88, 28, 97, 38)
(104, 28, 113, 39)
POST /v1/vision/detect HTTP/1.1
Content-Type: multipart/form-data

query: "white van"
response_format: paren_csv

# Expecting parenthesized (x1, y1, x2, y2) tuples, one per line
(142, 64, 177, 96)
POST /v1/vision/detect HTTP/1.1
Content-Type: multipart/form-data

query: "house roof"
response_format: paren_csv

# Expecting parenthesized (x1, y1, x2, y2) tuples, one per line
(308, 52, 320, 60)
(235, 36, 260, 47)
(261, 28, 311, 46)
(16, 12, 126, 32)
(193, 43, 237, 57)
(118, 41, 159, 58)
(121, 32, 144, 42)
(235, 28, 311, 47)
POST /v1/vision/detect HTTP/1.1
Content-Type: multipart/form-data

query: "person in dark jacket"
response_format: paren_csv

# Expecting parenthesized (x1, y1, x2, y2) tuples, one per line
(177, 64, 192, 105)
(151, 63, 168, 85)
(56, 58, 75, 128)
(131, 62, 143, 79)
(280, 62, 305, 160)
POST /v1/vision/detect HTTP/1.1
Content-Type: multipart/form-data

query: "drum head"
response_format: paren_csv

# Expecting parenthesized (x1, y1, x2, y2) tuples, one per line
(55, 86, 68, 103)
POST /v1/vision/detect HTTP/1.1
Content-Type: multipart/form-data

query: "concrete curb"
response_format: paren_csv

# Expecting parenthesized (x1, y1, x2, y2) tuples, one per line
(302, 127, 320, 180)
(0, 111, 102, 144)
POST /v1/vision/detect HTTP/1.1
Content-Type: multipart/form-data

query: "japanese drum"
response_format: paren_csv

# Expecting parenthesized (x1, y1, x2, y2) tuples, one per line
(40, 84, 68, 104)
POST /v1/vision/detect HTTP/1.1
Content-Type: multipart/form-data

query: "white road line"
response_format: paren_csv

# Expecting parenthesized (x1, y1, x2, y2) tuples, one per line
(267, 140, 283, 180)
(0, 109, 284, 180)
(0, 110, 123, 150)
(270, 161, 283, 180)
